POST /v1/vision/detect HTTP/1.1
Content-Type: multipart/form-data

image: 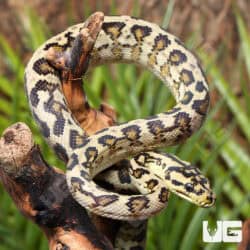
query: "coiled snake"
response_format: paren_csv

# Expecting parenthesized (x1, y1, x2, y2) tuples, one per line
(24, 13, 215, 221)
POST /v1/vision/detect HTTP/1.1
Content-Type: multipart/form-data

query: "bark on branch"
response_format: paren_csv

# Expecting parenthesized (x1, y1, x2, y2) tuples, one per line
(0, 123, 113, 250)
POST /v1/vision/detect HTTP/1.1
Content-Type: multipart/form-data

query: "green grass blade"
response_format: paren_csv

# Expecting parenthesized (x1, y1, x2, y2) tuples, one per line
(235, 10, 250, 77)
(199, 52, 250, 141)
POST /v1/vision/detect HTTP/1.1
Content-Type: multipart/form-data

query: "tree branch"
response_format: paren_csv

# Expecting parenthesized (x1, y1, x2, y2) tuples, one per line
(0, 123, 113, 250)
(238, 219, 250, 250)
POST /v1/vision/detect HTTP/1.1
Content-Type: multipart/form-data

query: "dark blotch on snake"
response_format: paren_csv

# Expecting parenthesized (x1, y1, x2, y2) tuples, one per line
(53, 143, 68, 162)
(67, 153, 79, 170)
(33, 113, 50, 138)
(53, 116, 66, 136)
(196, 81, 206, 92)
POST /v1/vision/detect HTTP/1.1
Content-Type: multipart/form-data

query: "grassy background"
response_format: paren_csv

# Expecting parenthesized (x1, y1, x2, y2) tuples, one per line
(0, 1, 249, 249)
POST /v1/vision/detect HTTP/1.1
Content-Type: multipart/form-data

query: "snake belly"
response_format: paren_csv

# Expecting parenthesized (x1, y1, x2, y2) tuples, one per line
(24, 15, 210, 220)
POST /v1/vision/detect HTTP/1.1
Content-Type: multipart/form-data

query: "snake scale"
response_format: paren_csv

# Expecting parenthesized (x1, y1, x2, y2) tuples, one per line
(24, 14, 215, 221)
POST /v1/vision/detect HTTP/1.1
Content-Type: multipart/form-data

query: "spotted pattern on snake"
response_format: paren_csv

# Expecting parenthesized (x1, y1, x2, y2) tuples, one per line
(24, 15, 213, 221)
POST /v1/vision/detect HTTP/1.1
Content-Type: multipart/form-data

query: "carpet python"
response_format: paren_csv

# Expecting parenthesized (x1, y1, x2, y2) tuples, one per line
(24, 14, 215, 221)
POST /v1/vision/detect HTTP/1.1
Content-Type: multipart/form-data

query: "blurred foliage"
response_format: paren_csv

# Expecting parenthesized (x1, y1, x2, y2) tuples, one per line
(0, 1, 249, 250)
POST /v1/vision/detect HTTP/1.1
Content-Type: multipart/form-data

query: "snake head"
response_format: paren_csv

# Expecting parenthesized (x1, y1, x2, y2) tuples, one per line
(164, 165, 216, 207)
(134, 152, 216, 208)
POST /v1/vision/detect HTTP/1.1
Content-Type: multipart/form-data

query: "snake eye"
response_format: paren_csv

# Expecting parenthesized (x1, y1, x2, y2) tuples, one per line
(185, 183, 194, 192)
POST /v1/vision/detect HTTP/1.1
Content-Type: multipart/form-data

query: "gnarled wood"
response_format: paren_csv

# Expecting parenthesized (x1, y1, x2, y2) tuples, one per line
(0, 123, 113, 250)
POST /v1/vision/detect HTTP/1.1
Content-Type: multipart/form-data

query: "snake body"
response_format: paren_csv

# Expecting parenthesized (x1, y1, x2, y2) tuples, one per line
(25, 15, 214, 220)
